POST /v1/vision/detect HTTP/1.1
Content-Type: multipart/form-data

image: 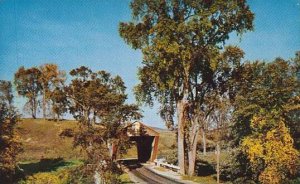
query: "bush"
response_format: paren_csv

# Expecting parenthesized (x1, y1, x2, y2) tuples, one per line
(164, 147, 178, 165)
(100, 171, 122, 184)
(19, 168, 70, 184)
(20, 173, 61, 184)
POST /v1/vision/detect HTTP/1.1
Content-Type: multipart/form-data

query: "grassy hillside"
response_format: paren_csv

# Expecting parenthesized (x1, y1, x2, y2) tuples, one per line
(17, 118, 85, 162)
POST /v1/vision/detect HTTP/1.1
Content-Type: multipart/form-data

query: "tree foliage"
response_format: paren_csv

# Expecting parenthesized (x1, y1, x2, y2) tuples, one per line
(50, 87, 68, 121)
(241, 111, 299, 184)
(14, 67, 42, 119)
(0, 80, 14, 106)
(232, 57, 300, 145)
(65, 66, 141, 182)
(120, 0, 254, 175)
(39, 64, 66, 120)
(231, 56, 300, 182)
(0, 80, 22, 183)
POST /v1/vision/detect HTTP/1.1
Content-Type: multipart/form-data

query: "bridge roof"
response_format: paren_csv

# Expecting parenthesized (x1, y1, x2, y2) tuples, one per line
(126, 121, 159, 137)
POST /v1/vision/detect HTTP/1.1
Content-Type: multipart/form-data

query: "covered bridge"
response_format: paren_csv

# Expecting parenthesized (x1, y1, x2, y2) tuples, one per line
(124, 121, 160, 163)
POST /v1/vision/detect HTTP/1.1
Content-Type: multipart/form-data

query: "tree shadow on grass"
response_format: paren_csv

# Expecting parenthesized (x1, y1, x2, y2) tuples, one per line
(18, 157, 73, 176)
(195, 159, 216, 176)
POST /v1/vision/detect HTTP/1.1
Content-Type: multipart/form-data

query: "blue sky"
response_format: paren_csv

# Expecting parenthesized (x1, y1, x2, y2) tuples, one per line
(0, 0, 299, 128)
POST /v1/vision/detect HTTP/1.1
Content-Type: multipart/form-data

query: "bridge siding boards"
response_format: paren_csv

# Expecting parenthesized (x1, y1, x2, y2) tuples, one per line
(150, 136, 159, 162)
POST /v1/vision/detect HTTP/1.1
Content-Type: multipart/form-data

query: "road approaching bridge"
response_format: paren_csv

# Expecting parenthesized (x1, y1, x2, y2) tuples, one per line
(120, 159, 185, 184)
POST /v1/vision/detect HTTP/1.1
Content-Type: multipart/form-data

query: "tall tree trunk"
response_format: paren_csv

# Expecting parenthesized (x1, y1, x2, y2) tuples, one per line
(202, 128, 207, 155)
(84, 109, 90, 126)
(42, 87, 46, 120)
(31, 98, 37, 119)
(177, 99, 186, 175)
(51, 102, 54, 120)
(53, 111, 56, 121)
(188, 121, 199, 176)
(216, 143, 220, 184)
(31, 104, 36, 119)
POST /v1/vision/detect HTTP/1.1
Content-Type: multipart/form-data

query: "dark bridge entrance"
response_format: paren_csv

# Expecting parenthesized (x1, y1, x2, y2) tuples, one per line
(126, 122, 159, 163)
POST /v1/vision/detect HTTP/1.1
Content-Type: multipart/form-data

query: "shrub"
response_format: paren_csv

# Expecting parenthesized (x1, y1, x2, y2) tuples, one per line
(19, 168, 70, 184)
(20, 173, 61, 184)
(241, 113, 299, 184)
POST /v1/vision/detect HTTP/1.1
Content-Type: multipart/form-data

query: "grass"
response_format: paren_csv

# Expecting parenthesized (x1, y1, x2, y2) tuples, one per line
(182, 175, 218, 184)
(15, 119, 85, 183)
(16, 118, 85, 162)
(15, 118, 178, 182)
(157, 130, 177, 158)
(153, 166, 168, 172)
(18, 158, 82, 176)
(119, 173, 135, 184)
(16, 158, 83, 183)
(198, 151, 231, 166)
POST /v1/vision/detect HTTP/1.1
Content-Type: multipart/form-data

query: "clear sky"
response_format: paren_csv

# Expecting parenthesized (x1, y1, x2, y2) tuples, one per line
(0, 0, 299, 128)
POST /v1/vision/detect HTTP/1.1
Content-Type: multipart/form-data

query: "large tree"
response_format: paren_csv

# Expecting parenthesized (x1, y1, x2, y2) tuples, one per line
(119, 0, 254, 175)
(14, 66, 42, 119)
(39, 64, 66, 120)
(65, 66, 141, 182)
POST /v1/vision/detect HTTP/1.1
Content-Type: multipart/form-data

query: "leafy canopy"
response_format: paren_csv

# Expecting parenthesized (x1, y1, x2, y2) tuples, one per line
(233, 58, 300, 144)
(14, 66, 42, 118)
(120, 0, 254, 175)
(120, 0, 254, 126)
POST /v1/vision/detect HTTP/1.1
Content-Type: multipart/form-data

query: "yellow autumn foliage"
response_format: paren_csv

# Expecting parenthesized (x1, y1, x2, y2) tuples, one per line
(241, 115, 299, 184)
(21, 169, 70, 184)
(23, 173, 61, 184)
(241, 137, 263, 167)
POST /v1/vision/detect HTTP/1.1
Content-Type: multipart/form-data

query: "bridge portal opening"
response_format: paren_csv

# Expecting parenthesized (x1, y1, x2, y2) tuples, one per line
(130, 136, 158, 162)
(125, 122, 159, 163)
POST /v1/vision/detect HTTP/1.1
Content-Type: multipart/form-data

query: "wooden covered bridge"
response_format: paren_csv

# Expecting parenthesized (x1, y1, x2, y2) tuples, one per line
(111, 121, 159, 163)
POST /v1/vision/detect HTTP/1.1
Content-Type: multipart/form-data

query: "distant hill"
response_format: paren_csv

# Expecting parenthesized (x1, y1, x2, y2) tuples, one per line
(149, 126, 171, 132)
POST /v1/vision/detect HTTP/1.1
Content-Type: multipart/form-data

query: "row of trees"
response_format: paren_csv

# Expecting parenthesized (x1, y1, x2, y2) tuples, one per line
(6, 58, 299, 183)
(14, 64, 66, 120)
